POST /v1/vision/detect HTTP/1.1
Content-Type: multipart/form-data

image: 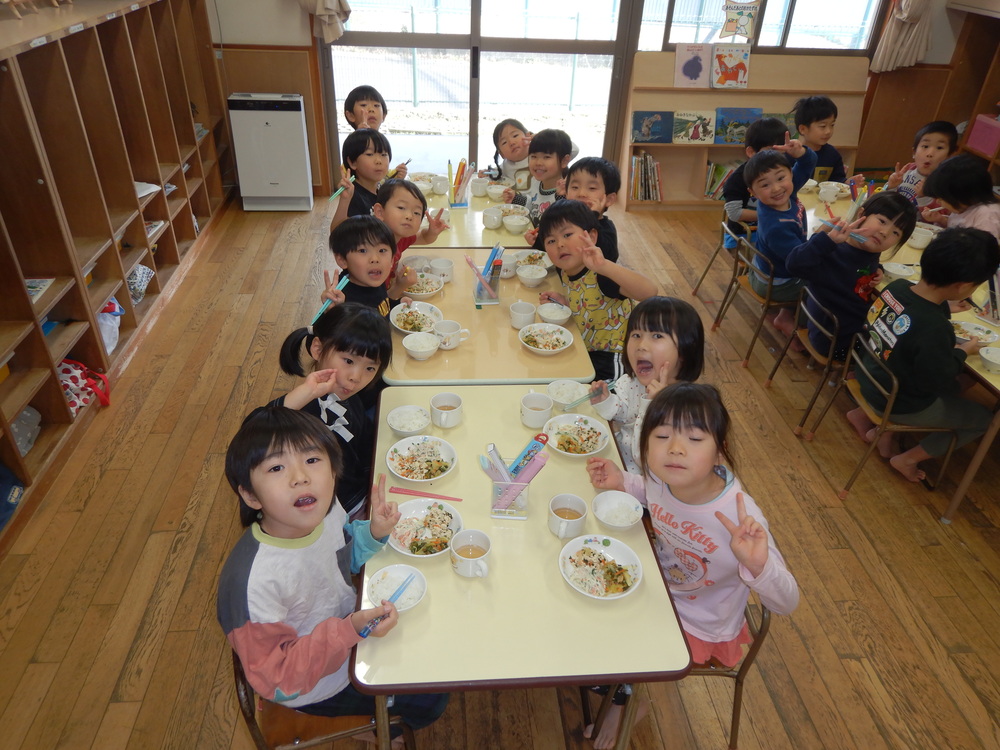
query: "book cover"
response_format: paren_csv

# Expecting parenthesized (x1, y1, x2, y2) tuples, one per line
(631, 111, 673, 144)
(715, 107, 763, 144)
(25, 278, 54, 301)
(672, 111, 716, 144)
(763, 111, 797, 139)
(674, 44, 711, 88)
(711, 44, 750, 88)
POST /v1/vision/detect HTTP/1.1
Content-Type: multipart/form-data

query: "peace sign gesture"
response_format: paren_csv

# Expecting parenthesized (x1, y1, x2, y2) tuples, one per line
(715, 493, 768, 578)
(368, 473, 400, 540)
(771, 131, 806, 159)
(579, 234, 607, 273)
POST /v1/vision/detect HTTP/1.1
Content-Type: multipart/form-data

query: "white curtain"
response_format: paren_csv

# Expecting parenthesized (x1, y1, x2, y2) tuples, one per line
(297, 0, 351, 44)
(870, 0, 933, 73)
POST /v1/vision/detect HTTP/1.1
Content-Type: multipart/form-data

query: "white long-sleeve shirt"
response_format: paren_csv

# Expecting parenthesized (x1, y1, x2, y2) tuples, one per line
(592, 374, 650, 474)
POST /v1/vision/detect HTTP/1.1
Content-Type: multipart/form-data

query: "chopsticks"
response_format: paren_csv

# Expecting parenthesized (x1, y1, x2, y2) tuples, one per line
(389, 486, 463, 502)
(361, 572, 415, 637)
(560, 377, 619, 412)
(817, 218, 869, 245)
(327, 174, 356, 202)
(311, 274, 351, 324)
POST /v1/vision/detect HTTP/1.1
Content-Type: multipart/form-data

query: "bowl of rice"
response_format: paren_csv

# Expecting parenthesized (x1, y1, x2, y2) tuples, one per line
(547, 379, 589, 408)
(592, 491, 643, 530)
(881, 262, 915, 282)
(537, 302, 572, 325)
(486, 184, 509, 201)
(404, 273, 444, 300)
(559, 535, 642, 600)
(543, 414, 610, 458)
(516, 264, 547, 288)
(388, 498, 463, 557)
(411, 180, 433, 195)
(402, 332, 440, 361)
(386, 406, 431, 437)
(390, 302, 443, 334)
(386, 436, 457, 483)
(519, 323, 573, 356)
(366, 564, 427, 611)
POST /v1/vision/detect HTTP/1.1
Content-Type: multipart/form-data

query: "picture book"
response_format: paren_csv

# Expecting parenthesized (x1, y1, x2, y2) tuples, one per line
(673, 44, 711, 88)
(764, 111, 797, 138)
(25, 278, 54, 301)
(711, 44, 750, 88)
(715, 107, 763, 145)
(631, 111, 673, 144)
(672, 111, 715, 144)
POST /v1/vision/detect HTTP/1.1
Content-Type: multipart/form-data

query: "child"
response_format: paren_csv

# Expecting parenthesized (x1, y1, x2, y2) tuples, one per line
(786, 192, 917, 359)
(885, 120, 958, 207)
(274, 303, 392, 516)
(793, 95, 850, 183)
(590, 296, 705, 474)
(536, 199, 658, 381)
(848, 227, 999, 482)
(922, 153, 1000, 240)
(722, 117, 790, 249)
(218, 406, 447, 746)
(563, 157, 621, 262)
(485, 118, 579, 190)
(322, 215, 413, 315)
(335, 128, 396, 225)
(585, 383, 799, 749)
(744, 135, 818, 335)
(344, 84, 387, 131)
(505, 128, 573, 227)
(373, 178, 449, 286)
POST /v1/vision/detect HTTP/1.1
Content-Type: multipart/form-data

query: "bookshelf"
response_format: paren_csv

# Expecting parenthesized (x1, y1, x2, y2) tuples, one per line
(621, 52, 870, 210)
(0, 0, 230, 522)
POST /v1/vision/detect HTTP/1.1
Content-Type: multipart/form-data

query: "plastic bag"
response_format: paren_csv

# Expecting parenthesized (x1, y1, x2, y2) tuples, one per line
(127, 265, 155, 305)
(97, 296, 125, 354)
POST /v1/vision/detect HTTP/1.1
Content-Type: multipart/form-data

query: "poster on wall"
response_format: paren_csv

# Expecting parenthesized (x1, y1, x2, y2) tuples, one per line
(720, 0, 758, 40)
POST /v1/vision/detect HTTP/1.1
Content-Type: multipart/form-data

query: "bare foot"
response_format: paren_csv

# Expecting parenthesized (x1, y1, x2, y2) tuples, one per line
(355, 731, 405, 749)
(865, 428, 895, 459)
(846, 408, 875, 442)
(583, 698, 650, 749)
(772, 309, 796, 337)
(889, 454, 926, 482)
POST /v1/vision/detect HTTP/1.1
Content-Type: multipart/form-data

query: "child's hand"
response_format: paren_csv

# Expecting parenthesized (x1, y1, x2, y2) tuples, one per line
(368, 474, 401, 540)
(579, 236, 607, 272)
(871, 268, 884, 286)
(425, 208, 450, 237)
(556, 177, 567, 196)
(827, 216, 866, 245)
(920, 207, 948, 226)
(589, 380, 611, 404)
(847, 173, 866, 187)
(772, 131, 806, 159)
(959, 335, 984, 356)
(646, 363, 671, 397)
(290, 369, 340, 407)
(397, 264, 418, 288)
(320, 269, 347, 306)
(502, 187, 516, 204)
(886, 162, 913, 190)
(715, 493, 768, 578)
(586, 457, 625, 491)
(392, 162, 408, 180)
(523, 228, 539, 246)
(352, 602, 398, 638)
(949, 299, 972, 314)
(539, 291, 569, 307)
(336, 170, 355, 201)
(399, 295, 414, 307)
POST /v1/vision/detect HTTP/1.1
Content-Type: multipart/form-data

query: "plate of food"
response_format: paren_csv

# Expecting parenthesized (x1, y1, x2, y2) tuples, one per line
(543, 414, 610, 458)
(404, 273, 444, 300)
(953, 321, 999, 344)
(389, 301, 443, 334)
(366, 564, 427, 611)
(559, 535, 642, 600)
(388, 499, 463, 557)
(408, 172, 437, 183)
(519, 323, 573, 356)
(514, 249, 554, 271)
(498, 204, 529, 219)
(386, 436, 457, 483)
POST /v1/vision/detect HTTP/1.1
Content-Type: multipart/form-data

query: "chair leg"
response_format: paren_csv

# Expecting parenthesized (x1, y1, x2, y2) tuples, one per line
(927, 432, 958, 490)
(692, 239, 725, 296)
(711, 277, 741, 331)
(764, 327, 795, 387)
(840, 425, 885, 499)
(803, 376, 846, 441)
(728, 673, 746, 750)
(794, 359, 835, 435)
(741, 304, 771, 367)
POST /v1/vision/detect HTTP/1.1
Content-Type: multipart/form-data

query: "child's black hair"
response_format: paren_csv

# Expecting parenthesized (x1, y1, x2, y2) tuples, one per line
(342, 128, 392, 174)
(912, 120, 959, 152)
(490, 118, 529, 177)
(565, 157, 622, 197)
(923, 154, 999, 211)
(344, 85, 387, 129)
(279, 302, 392, 382)
(743, 149, 792, 189)
(537, 199, 599, 242)
(624, 297, 705, 382)
(919, 227, 1000, 288)
(746, 117, 790, 153)
(225, 406, 343, 527)
(638, 383, 735, 478)
(793, 96, 838, 129)
(374, 178, 428, 214)
(858, 192, 917, 252)
(329, 215, 396, 260)
(528, 128, 572, 160)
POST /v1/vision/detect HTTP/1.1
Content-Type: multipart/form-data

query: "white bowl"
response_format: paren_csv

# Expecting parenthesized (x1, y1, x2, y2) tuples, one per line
(503, 214, 531, 234)
(390, 301, 443, 334)
(979, 347, 1000, 374)
(592, 491, 644, 530)
(367, 564, 427, 611)
(404, 272, 444, 300)
(519, 323, 573, 356)
(402, 332, 440, 360)
(516, 264, 547, 288)
(515, 249, 553, 271)
(412, 180, 432, 195)
(386, 405, 431, 437)
(537, 302, 572, 325)
(401, 255, 431, 273)
(953, 321, 999, 344)
(486, 184, 508, 201)
(881, 262, 915, 282)
(916, 221, 942, 233)
(482, 207, 502, 230)
(388, 498, 463, 557)
(498, 204, 529, 219)
(547, 379, 588, 408)
(559, 535, 642, 600)
(800, 179, 818, 193)
(386, 436, 457, 483)
(543, 414, 611, 458)
(908, 227, 934, 249)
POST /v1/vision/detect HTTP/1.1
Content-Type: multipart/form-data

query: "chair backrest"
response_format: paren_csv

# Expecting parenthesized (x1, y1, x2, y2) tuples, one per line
(797, 286, 840, 360)
(719, 215, 754, 249)
(845, 332, 899, 416)
(233, 650, 271, 750)
(735, 238, 775, 294)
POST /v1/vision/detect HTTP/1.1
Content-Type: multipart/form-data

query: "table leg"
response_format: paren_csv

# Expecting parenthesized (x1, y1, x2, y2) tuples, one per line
(942, 406, 1000, 522)
(614, 687, 640, 750)
(375, 694, 391, 750)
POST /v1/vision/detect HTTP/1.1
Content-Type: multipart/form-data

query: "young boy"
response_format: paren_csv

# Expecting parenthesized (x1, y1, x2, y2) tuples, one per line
(323, 215, 413, 315)
(373, 179, 448, 284)
(722, 117, 790, 249)
(563, 157, 621, 262)
(506, 128, 573, 227)
(342, 84, 408, 177)
(793, 95, 848, 183)
(886, 120, 958, 208)
(743, 135, 817, 335)
(217, 406, 447, 745)
(850, 227, 999, 482)
(536, 199, 658, 381)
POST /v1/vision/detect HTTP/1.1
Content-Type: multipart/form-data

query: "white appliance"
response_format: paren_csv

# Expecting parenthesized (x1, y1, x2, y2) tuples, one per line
(227, 93, 313, 211)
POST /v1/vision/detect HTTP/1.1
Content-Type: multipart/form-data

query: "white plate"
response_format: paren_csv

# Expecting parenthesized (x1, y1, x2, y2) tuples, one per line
(367, 564, 427, 611)
(386, 435, 457, 483)
(389, 301, 443, 334)
(404, 272, 444, 300)
(388, 499, 463, 558)
(559, 535, 642, 600)
(543, 414, 610, 458)
(514, 249, 553, 271)
(953, 321, 999, 344)
(519, 323, 573, 356)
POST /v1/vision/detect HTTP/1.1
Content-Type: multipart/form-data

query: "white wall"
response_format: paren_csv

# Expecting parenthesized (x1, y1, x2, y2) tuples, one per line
(207, 0, 312, 47)
(920, 1, 965, 64)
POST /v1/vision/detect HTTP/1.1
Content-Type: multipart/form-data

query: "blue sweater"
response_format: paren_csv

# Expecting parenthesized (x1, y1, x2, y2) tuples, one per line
(754, 149, 817, 281)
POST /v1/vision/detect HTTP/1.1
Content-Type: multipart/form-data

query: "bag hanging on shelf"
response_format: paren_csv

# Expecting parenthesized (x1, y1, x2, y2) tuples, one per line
(96, 296, 126, 354)
(57, 359, 110, 417)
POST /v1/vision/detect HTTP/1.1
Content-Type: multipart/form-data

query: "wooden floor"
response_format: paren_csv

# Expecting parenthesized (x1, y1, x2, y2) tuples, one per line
(2, 196, 1000, 750)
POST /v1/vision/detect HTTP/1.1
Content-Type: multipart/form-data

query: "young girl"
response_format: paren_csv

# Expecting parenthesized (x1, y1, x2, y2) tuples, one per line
(273, 303, 392, 516)
(483, 118, 532, 187)
(590, 296, 705, 474)
(922, 154, 1000, 240)
(373, 179, 449, 287)
(585, 383, 799, 749)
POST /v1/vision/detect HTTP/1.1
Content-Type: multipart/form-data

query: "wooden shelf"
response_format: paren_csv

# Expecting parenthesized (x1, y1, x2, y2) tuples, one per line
(29, 277, 75, 319)
(44, 321, 89, 363)
(0, 320, 33, 357)
(0, 367, 49, 423)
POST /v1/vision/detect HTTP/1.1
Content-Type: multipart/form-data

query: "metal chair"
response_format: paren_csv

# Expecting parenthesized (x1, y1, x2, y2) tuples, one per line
(764, 286, 841, 435)
(711, 238, 797, 367)
(232, 649, 415, 750)
(806, 332, 958, 499)
(691, 212, 752, 297)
